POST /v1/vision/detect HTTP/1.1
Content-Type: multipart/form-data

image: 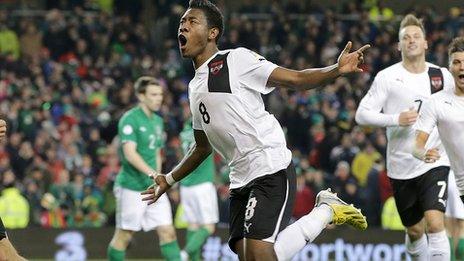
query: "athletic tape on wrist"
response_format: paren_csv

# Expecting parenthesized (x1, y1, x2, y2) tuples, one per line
(165, 173, 176, 186)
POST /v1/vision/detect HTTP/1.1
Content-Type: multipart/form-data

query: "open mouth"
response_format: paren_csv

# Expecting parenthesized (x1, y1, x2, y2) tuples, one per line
(178, 34, 187, 47)
(459, 74, 464, 80)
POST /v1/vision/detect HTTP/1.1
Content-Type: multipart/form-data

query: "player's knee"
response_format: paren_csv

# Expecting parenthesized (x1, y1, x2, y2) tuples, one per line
(407, 226, 425, 241)
(427, 221, 445, 233)
(111, 229, 134, 249)
(157, 225, 177, 243)
(425, 212, 445, 233)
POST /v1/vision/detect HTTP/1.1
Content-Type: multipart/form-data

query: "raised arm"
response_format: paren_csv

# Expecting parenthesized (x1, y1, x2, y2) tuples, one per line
(267, 41, 370, 90)
(142, 129, 212, 205)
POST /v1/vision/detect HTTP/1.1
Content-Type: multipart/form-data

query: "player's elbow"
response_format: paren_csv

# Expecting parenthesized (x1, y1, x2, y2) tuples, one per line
(195, 143, 212, 157)
(355, 109, 366, 125)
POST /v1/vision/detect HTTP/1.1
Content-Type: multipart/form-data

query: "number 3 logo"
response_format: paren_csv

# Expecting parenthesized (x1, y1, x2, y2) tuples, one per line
(199, 102, 210, 124)
(55, 231, 87, 261)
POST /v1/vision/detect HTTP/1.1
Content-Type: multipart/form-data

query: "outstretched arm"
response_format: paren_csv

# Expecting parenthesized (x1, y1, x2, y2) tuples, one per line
(142, 129, 212, 204)
(267, 41, 370, 90)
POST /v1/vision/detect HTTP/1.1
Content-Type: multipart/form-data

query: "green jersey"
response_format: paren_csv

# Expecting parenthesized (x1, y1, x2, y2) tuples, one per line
(179, 119, 215, 186)
(116, 106, 164, 191)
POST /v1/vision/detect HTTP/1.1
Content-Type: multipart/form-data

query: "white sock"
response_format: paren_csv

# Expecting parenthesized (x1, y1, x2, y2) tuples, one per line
(428, 230, 450, 260)
(406, 233, 428, 261)
(274, 205, 332, 261)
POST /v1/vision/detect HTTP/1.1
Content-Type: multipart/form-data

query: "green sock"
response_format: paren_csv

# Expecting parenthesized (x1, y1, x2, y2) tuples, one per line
(186, 227, 211, 260)
(160, 240, 181, 261)
(457, 238, 464, 260)
(186, 229, 201, 261)
(107, 245, 125, 261)
(450, 237, 456, 261)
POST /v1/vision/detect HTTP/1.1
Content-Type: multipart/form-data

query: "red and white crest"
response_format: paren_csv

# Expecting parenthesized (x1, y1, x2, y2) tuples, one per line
(431, 76, 443, 90)
(209, 60, 224, 75)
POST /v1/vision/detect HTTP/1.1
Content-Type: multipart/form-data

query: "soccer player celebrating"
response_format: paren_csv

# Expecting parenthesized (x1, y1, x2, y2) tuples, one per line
(414, 36, 464, 259)
(142, 0, 369, 260)
(356, 14, 453, 260)
(107, 77, 181, 261)
(179, 110, 219, 261)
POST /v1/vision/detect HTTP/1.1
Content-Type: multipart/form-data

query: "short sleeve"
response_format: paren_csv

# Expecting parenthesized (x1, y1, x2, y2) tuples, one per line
(415, 98, 438, 134)
(118, 115, 137, 144)
(233, 47, 278, 94)
(358, 73, 389, 112)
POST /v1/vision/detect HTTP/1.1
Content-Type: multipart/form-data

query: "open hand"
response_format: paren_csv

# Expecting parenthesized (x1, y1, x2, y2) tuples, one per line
(141, 174, 171, 205)
(337, 41, 370, 74)
(424, 148, 440, 163)
(399, 107, 418, 126)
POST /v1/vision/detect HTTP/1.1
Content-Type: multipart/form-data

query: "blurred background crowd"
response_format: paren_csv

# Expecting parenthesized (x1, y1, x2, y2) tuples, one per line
(0, 0, 463, 230)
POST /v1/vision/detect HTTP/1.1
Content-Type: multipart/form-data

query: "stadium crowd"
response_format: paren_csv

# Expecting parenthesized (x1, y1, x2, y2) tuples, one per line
(0, 0, 463, 230)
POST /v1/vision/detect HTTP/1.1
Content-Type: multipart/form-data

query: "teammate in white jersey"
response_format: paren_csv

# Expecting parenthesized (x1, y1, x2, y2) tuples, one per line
(414, 37, 464, 260)
(356, 14, 452, 260)
(142, 0, 369, 260)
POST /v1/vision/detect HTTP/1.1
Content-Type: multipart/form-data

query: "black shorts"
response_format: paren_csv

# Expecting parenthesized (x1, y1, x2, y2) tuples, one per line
(0, 216, 6, 240)
(228, 162, 296, 253)
(390, 166, 450, 227)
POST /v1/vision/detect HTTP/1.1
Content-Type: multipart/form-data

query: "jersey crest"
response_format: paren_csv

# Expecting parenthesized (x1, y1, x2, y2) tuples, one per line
(207, 52, 231, 93)
(209, 60, 224, 75)
(428, 67, 444, 94)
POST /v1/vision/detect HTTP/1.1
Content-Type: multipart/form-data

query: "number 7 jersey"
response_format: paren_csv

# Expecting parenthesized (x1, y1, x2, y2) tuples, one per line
(188, 47, 292, 189)
(357, 62, 453, 180)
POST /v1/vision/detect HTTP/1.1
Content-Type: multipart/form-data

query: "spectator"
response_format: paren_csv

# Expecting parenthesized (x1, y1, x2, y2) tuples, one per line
(19, 22, 42, 61)
(351, 141, 381, 187)
(381, 196, 405, 231)
(292, 169, 315, 220)
(331, 161, 361, 206)
(0, 23, 20, 59)
(0, 169, 29, 228)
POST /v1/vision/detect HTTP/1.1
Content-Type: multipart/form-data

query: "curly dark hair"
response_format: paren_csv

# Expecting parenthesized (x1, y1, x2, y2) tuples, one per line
(188, 0, 224, 43)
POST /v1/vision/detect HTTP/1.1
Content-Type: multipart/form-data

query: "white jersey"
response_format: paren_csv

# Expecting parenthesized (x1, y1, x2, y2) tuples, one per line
(188, 47, 291, 189)
(356, 62, 452, 179)
(416, 89, 464, 194)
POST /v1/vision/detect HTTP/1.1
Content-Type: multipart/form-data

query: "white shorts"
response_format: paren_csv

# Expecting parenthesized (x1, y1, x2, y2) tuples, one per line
(114, 186, 173, 231)
(180, 182, 219, 225)
(446, 171, 464, 219)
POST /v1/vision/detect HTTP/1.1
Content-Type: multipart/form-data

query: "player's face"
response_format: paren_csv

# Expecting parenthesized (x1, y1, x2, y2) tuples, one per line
(178, 8, 210, 58)
(140, 84, 163, 112)
(449, 51, 464, 91)
(398, 26, 428, 59)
